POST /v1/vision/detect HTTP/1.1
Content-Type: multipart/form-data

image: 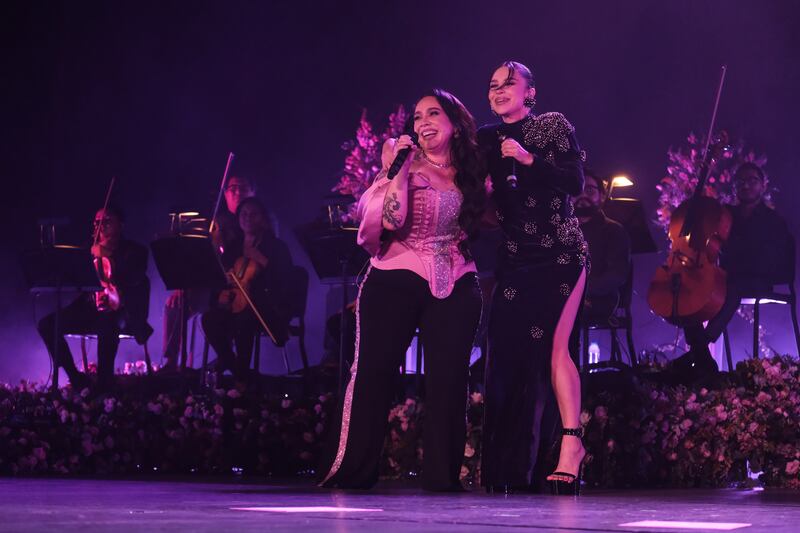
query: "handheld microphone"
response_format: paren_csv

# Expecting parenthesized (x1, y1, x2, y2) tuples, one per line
(497, 131, 518, 189)
(386, 132, 419, 180)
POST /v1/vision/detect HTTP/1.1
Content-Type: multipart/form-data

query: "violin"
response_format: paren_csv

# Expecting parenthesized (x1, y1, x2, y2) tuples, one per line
(92, 177, 121, 312)
(647, 67, 731, 326)
(93, 251, 121, 312)
(217, 254, 263, 313)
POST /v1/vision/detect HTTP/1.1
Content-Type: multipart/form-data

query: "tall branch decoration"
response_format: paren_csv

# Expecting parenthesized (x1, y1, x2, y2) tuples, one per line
(655, 132, 774, 357)
(332, 105, 408, 223)
(655, 132, 771, 232)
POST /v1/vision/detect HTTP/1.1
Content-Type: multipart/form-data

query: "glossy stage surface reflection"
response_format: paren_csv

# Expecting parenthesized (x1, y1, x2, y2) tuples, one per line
(0, 478, 798, 532)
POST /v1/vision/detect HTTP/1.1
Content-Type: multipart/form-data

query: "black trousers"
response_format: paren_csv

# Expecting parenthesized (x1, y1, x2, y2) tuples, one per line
(37, 295, 121, 384)
(319, 267, 482, 490)
(202, 307, 258, 381)
(685, 276, 772, 347)
(162, 288, 210, 366)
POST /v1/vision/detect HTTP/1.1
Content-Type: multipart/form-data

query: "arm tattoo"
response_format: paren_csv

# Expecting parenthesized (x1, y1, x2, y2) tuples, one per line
(382, 192, 403, 228)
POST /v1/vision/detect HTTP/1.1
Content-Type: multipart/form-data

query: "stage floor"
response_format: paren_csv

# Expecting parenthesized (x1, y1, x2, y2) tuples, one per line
(1, 478, 799, 532)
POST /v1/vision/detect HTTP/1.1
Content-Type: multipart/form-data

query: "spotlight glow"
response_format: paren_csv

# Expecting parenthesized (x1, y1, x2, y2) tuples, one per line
(611, 175, 634, 187)
(231, 506, 383, 513)
(620, 520, 751, 530)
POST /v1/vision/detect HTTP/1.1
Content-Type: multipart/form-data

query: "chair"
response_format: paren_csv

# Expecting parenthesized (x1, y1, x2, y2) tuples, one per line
(252, 265, 311, 374)
(202, 265, 311, 378)
(722, 235, 800, 369)
(67, 333, 153, 376)
(61, 277, 154, 387)
(580, 261, 637, 369)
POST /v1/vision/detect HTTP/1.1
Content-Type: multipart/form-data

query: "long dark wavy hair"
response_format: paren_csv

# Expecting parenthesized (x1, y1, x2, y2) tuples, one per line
(415, 88, 486, 257)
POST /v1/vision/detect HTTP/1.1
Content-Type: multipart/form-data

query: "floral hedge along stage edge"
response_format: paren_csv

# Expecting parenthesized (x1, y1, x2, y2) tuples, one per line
(655, 132, 770, 233)
(332, 106, 408, 223)
(1, 357, 798, 489)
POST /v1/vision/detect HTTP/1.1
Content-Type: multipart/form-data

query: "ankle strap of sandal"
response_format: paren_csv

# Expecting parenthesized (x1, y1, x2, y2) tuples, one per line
(562, 427, 584, 438)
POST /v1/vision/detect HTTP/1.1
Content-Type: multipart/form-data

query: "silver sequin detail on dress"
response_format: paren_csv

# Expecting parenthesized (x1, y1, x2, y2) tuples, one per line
(560, 283, 571, 296)
(556, 217, 583, 246)
(540, 235, 554, 248)
(557, 253, 571, 265)
(503, 287, 517, 301)
(523, 222, 537, 235)
(506, 240, 518, 254)
(530, 326, 544, 339)
(429, 190, 462, 299)
(523, 112, 575, 153)
(525, 196, 537, 208)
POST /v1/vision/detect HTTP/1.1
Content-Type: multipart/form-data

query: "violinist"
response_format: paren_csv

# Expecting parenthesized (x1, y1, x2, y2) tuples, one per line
(161, 175, 256, 370)
(37, 206, 152, 389)
(201, 197, 293, 384)
(679, 162, 793, 371)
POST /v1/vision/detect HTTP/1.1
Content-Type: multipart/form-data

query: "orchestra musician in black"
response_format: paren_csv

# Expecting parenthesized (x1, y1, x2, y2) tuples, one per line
(37, 206, 152, 389)
(678, 162, 793, 372)
(574, 170, 631, 322)
(201, 196, 293, 386)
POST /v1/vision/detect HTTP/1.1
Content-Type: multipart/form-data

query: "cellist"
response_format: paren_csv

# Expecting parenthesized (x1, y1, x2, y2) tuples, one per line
(37, 206, 152, 389)
(678, 162, 792, 371)
(201, 197, 293, 386)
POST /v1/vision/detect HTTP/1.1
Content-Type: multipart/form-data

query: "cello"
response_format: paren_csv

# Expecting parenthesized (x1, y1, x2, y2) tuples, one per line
(647, 66, 732, 326)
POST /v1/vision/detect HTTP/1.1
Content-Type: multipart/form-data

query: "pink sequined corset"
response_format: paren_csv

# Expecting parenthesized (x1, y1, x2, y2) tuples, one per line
(356, 173, 476, 299)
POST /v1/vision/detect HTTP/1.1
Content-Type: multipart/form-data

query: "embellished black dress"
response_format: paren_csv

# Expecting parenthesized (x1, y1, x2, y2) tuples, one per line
(478, 112, 589, 490)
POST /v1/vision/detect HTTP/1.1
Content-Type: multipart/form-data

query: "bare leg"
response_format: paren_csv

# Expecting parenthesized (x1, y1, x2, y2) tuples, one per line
(547, 267, 587, 482)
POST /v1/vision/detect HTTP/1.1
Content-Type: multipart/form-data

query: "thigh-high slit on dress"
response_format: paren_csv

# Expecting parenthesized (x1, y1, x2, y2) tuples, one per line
(478, 112, 589, 491)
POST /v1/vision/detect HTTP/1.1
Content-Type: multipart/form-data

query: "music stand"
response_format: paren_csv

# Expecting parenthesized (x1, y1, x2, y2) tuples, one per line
(21, 245, 101, 389)
(604, 198, 659, 254)
(295, 222, 369, 396)
(150, 235, 227, 371)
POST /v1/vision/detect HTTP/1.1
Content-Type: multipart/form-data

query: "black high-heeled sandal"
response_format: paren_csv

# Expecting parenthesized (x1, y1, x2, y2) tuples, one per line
(548, 427, 585, 496)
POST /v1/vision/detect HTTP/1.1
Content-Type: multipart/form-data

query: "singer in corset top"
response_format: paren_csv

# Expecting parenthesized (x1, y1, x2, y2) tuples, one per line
(318, 89, 486, 491)
(477, 61, 590, 495)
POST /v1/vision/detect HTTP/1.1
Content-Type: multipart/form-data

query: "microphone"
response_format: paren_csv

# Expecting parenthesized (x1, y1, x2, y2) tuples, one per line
(497, 131, 518, 189)
(386, 132, 419, 180)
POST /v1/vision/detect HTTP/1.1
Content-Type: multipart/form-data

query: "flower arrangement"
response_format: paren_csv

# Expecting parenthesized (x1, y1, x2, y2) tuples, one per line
(0, 383, 335, 477)
(2, 356, 798, 489)
(655, 132, 770, 233)
(332, 106, 408, 223)
(581, 356, 800, 488)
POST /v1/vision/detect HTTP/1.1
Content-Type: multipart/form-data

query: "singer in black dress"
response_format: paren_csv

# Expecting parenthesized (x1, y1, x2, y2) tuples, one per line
(478, 61, 589, 494)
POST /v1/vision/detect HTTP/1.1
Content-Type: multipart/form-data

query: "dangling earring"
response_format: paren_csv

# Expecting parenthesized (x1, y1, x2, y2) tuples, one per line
(523, 95, 536, 108)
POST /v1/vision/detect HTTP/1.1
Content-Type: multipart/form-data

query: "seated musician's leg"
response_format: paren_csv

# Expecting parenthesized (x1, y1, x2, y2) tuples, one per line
(95, 311, 122, 388)
(162, 289, 210, 369)
(162, 291, 183, 368)
(703, 281, 744, 344)
(201, 308, 236, 373)
(37, 297, 93, 385)
(233, 312, 259, 383)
